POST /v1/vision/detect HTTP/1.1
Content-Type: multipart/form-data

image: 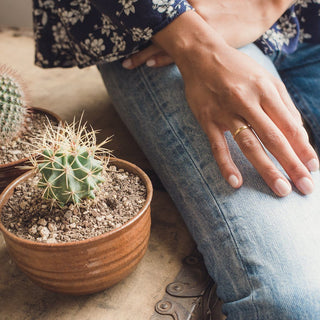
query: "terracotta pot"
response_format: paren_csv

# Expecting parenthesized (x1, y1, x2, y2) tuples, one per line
(0, 106, 62, 193)
(0, 158, 153, 295)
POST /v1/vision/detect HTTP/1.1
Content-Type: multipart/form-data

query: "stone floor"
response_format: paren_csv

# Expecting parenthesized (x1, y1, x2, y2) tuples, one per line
(0, 27, 224, 320)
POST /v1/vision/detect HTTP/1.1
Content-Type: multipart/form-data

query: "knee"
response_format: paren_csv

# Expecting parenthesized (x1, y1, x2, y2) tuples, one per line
(223, 281, 320, 320)
(256, 286, 320, 319)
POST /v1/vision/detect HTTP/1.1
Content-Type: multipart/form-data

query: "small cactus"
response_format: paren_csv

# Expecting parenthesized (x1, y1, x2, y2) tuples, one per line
(0, 65, 28, 143)
(30, 117, 112, 207)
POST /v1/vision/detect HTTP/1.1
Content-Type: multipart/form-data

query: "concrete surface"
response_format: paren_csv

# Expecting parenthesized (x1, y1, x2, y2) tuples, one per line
(0, 0, 33, 28)
(0, 27, 200, 320)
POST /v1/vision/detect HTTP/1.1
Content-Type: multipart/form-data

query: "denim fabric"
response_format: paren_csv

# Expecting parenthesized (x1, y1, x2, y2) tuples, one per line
(98, 43, 320, 319)
(270, 43, 320, 155)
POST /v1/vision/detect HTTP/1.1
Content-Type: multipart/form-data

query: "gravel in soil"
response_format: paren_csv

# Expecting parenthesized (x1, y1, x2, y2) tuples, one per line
(0, 165, 147, 243)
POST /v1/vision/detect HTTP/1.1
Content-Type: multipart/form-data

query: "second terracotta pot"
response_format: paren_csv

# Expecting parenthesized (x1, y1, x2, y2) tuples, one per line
(0, 106, 61, 193)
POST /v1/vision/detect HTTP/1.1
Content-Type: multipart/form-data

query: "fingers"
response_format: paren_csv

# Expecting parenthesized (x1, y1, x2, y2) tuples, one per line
(274, 78, 303, 124)
(206, 118, 295, 197)
(122, 44, 173, 69)
(145, 54, 174, 68)
(122, 45, 160, 69)
(207, 116, 314, 196)
(205, 123, 243, 188)
(188, 87, 315, 196)
(259, 80, 319, 173)
(230, 119, 293, 197)
(238, 113, 314, 195)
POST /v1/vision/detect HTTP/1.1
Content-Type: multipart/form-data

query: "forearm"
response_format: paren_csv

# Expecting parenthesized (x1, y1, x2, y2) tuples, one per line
(189, 0, 296, 47)
(152, 10, 227, 70)
(123, 0, 296, 68)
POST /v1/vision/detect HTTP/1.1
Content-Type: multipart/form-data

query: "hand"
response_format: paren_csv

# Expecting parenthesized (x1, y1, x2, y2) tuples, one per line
(179, 42, 318, 196)
(150, 11, 319, 196)
(122, 0, 294, 69)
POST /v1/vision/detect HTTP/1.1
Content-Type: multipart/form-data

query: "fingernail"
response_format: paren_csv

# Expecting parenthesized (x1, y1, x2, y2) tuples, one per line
(122, 59, 132, 69)
(296, 177, 314, 195)
(146, 59, 156, 67)
(306, 158, 319, 172)
(274, 178, 292, 197)
(228, 175, 239, 188)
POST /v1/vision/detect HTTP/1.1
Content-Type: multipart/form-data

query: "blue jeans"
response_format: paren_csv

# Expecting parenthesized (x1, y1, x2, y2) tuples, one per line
(98, 43, 320, 319)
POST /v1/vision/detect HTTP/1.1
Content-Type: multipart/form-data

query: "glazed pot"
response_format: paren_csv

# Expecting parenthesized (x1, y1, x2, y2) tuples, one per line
(0, 106, 62, 193)
(0, 158, 152, 295)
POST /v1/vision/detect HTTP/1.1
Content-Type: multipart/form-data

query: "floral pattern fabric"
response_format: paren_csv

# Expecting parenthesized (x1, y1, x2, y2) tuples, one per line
(32, 0, 320, 69)
(255, 0, 320, 55)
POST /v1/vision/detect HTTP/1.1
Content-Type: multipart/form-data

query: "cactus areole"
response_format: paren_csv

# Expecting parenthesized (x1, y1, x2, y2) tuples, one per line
(38, 146, 105, 207)
(0, 65, 28, 142)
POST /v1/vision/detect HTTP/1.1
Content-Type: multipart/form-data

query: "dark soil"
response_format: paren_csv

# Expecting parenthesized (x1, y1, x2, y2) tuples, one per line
(1, 164, 147, 243)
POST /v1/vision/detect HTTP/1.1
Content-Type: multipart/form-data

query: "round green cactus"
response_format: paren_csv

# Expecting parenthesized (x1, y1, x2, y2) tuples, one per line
(32, 117, 112, 207)
(38, 147, 105, 206)
(0, 65, 28, 142)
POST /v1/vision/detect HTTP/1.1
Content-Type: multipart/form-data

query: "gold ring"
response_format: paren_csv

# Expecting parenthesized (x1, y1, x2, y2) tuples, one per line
(232, 125, 251, 139)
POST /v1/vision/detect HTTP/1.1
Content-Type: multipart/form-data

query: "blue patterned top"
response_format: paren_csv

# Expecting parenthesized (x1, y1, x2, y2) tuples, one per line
(32, 0, 320, 68)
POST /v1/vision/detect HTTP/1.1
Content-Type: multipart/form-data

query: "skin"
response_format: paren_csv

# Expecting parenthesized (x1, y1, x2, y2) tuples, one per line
(124, 0, 296, 66)
(122, 3, 319, 197)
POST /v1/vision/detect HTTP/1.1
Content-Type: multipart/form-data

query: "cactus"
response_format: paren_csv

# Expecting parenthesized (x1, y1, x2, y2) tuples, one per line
(31, 117, 112, 207)
(0, 65, 28, 142)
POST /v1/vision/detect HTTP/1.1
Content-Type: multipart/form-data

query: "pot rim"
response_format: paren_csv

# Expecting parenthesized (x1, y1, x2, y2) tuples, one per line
(0, 157, 153, 247)
(0, 106, 62, 168)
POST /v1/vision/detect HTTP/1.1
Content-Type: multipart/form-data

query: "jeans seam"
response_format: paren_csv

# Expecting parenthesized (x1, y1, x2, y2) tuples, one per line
(278, 54, 320, 73)
(137, 65, 259, 320)
(280, 72, 320, 152)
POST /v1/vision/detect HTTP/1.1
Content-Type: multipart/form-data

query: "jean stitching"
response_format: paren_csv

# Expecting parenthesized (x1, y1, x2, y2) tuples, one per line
(137, 65, 259, 320)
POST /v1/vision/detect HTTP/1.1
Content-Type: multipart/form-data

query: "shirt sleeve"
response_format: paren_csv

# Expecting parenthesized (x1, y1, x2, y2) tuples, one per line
(91, 0, 193, 37)
(33, 0, 192, 68)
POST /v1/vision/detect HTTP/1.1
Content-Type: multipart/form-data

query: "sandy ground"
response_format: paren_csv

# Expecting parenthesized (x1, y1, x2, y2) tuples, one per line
(0, 27, 198, 320)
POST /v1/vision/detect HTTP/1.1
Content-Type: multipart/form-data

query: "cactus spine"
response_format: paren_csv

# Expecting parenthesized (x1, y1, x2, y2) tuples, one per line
(31, 118, 111, 207)
(0, 65, 28, 142)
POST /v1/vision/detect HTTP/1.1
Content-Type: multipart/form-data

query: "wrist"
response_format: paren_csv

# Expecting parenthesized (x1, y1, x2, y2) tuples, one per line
(152, 10, 227, 64)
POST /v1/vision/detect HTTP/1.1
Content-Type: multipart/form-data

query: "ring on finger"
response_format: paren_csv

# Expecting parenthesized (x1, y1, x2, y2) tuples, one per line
(232, 125, 251, 140)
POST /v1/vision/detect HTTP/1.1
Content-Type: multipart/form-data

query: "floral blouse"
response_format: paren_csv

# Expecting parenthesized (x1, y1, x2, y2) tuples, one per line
(32, 0, 320, 69)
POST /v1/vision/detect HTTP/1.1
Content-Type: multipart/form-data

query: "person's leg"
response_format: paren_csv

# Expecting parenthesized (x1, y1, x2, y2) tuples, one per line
(98, 44, 320, 319)
(272, 43, 320, 155)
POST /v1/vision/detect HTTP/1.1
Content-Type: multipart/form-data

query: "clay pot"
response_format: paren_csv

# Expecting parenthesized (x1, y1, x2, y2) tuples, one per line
(0, 158, 152, 295)
(0, 106, 62, 193)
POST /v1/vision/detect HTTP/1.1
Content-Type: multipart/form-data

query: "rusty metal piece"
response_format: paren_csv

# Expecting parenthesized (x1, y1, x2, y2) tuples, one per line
(166, 277, 211, 298)
(166, 252, 211, 298)
(155, 300, 192, 320)
(151, 250, 222, 320)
